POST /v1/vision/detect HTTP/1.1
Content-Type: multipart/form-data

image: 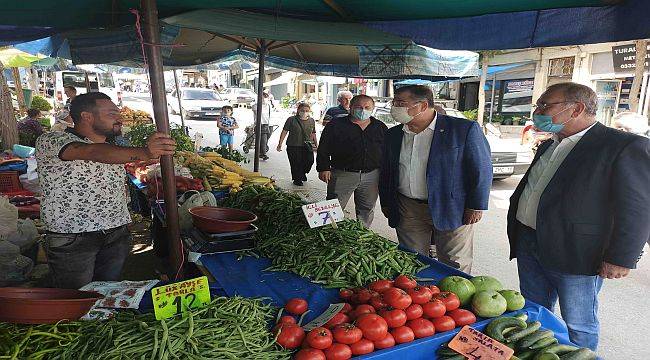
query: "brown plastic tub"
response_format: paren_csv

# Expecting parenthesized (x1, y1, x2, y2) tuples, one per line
(0, 287, 103, 324)
(189, 206, 257, 233)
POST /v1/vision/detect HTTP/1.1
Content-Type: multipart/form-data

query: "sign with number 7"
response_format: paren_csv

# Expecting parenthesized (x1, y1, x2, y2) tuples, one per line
(152, 276, 211, 320)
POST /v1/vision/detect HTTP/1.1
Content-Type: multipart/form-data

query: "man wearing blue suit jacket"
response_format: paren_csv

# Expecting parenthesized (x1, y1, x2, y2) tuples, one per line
(379, 85, 492, 273)
(508, 82, 650, 351)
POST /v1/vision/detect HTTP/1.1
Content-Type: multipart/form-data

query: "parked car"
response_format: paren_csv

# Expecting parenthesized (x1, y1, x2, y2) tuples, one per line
(220, 87, 256, 107)
(167, 88, 229, 119)
(372, 105, 531, 180)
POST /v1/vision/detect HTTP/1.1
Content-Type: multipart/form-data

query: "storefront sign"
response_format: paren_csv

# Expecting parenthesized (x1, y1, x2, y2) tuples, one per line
(302, 199, 344, 228)
(612, 44, 650, 73)
(448, 326, 514, 360)
(152, 276, 211, 320)
(504, 79, 534, 93)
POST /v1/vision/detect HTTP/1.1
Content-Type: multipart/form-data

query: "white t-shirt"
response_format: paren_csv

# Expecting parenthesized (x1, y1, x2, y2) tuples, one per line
(35, 131, 131, 233)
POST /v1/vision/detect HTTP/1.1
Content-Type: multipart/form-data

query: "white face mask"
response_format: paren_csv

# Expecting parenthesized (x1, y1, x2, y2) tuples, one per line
(390, 102, 423, 124)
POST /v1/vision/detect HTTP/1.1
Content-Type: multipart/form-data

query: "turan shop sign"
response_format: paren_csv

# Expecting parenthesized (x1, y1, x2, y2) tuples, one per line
(612, 44, 650, 73)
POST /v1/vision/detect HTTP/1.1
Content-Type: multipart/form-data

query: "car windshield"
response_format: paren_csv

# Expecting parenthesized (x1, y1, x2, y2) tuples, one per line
(182, 89, 220, 100)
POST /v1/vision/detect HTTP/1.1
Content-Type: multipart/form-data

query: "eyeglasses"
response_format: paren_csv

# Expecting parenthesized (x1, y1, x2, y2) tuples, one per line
(532, 101, 574, 111)
(391, 100, 421, 107)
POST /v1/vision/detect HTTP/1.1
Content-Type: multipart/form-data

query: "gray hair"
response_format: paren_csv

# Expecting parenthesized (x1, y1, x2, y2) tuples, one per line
(612, 111, 649, 134)
(337, 90, 353, 100)
(546, 82, 597, 116)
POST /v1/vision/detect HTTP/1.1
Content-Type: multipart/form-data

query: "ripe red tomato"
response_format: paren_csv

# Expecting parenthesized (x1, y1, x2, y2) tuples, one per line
(428, 285, 441, 295)
(352, 304, 376, 319)
(393, 275, 417, 290)
(382, 288, 412, 310)
(279, 315, 297, 325)
(295, 348, 326, 360)
(332, 324, 363, 344)
(305, 327, 333, 350)
(349, 338, 374, 356)
(285, 298, 309, 315)
(352, 289, 375, 305)
(274, 323, 306, 349)
(325, 312, 350, 329)
(390, 326, 415, 344)
(340, 303, 353, 314)
(355, 313, 389, 341)
(431, 315, 456, 333)
(422, 299, 446, 319)
(380, 308, 407, 328)
(372, 333, 396, 349)
(406, 318, 436, 338)
(369, 294, 388, 310)
(339, 289, 354, 301)
(324, 343, 352, 360)
(405, 304, 424, 320)
(447, 309, 477, 326)
(433, 292, 461, 312)
(368, 279, 394, 293)
(407, 286, 433, 305)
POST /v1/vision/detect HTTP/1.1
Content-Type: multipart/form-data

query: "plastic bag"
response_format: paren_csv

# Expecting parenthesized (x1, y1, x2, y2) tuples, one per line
(0, 254, 33, 286)
(5, 219, 39, 253)
(0, 240, 20, 261)
(0, 197, 18, 237)
(18, 157, 40, 195)
(178, 190, 217, 231)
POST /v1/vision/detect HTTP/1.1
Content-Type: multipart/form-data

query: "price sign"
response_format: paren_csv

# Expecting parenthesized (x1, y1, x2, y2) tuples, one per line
(448, 326, 514, 360)
(301, 199, 344, 228)
(151, 276, 211, 320)
(302, 303, 346, 331)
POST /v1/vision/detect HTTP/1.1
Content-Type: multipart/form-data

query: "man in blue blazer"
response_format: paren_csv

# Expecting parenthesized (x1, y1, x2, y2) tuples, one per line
(508, 82, 650, 351)
(379, 85, 492, 273)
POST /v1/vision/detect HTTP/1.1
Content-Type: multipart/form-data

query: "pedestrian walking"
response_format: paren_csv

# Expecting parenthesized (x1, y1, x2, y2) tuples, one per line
(507, 82, 650, 351)
(276, 102, 317, 186)
(322, 90, 353, 126)
(378, 85, 492, 273)
(217, 105, 238, 150)
(316, 94, 387, 227)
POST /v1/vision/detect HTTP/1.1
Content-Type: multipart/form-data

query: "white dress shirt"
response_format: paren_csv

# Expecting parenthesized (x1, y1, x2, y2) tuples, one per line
(516, 122, 597, 229)
(398, 114, 437, 200)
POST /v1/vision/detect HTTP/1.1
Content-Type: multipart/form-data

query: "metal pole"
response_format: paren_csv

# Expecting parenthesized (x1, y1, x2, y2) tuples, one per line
(489, 74, 497, 123)
(141, 0, 183, 278)
(173, 69, 185, 128)
(253, 40, 267, 172)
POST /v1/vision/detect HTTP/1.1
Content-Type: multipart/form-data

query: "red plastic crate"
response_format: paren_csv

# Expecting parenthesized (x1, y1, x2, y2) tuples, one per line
(0, 171, 22, 194)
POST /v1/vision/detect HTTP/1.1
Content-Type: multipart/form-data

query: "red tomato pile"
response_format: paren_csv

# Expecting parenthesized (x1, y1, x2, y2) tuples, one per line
(286, 275, 478, 359)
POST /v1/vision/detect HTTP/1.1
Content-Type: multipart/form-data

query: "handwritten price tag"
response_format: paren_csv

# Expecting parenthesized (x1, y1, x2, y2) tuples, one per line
(301, 199, 344, 228)
(151, 276, 211, 320)
(448, 326, 514, 360)
(302, 303, 346, 331)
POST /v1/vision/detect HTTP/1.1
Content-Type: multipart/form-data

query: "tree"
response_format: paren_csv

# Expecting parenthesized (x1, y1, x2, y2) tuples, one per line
(0, 62, 19, 150)
(628, 40, 648, 113)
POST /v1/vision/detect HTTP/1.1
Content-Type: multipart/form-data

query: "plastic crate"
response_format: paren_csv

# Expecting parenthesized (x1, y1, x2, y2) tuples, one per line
(0, 171, 22, 194)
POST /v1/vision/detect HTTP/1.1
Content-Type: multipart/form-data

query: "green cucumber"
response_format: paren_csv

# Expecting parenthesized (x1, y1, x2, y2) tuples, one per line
(517, 329, 555, 349)
(516, 350, 537, 360)
(506, 321, 542, 342)
(511, 356, 522, 360)
(535, 344, 580, 357)
(559, 348, 597, 360)
(535, 353, 561, 360)
(514, 313, 529, 322)
(439, 355, 466, 360)
(486, 317, 528, 343)
(437, 346, 459, 357)
(529, 337, 559, 350)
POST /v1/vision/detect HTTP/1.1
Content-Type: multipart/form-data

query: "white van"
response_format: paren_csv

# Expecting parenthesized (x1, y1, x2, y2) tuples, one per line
(54, 71, 122, 107)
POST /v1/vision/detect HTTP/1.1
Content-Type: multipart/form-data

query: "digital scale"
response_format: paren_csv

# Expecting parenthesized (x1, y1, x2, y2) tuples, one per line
(183, 225, 257, 254)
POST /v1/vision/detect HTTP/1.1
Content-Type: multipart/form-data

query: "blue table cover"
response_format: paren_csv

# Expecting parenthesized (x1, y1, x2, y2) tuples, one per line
(200, 251, 573, 359)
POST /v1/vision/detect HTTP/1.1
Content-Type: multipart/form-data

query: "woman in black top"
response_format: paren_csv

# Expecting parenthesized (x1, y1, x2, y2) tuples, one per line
(276, 102, 318, 186)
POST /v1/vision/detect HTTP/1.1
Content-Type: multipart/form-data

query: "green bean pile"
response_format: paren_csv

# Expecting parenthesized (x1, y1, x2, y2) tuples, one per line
(223, 186, 429, 288)
(261, 220, 429, 288)
(0, 297, 290, 360)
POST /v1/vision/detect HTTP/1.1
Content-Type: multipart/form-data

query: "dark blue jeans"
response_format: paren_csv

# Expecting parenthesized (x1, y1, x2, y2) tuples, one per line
(516, 223, 603, 351)
(44, 225, 131, 289)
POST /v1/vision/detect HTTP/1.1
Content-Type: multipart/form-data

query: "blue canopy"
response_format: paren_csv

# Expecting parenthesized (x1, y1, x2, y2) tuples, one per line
(365, 0, 650, 50)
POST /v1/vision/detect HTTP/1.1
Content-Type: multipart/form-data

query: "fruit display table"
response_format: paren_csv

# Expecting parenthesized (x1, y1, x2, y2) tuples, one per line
(198, 251, 574, 359)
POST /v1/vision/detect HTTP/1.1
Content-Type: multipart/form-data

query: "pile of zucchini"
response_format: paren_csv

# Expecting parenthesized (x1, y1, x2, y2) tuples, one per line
(436, 314, 597, 360)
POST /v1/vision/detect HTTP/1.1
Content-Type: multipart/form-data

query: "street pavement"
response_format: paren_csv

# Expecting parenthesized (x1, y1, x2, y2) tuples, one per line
(123, 94, 649, 359)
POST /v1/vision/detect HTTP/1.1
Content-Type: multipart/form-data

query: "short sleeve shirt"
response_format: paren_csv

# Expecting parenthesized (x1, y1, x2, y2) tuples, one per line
(35, 131, 131, 233)
(282, 116, 316, 147)
(218, 116, 238, 135)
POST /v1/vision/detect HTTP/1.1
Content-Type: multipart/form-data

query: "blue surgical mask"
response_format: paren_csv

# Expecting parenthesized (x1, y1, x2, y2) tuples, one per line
(532, 106, 574, 133)
(352, 108, 372, 121)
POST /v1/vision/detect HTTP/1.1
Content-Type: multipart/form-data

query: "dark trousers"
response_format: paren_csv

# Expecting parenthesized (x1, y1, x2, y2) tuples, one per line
(260, 124, 270, 155)
(44, 225, 132, 289)
(286, 146, 313, 181)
